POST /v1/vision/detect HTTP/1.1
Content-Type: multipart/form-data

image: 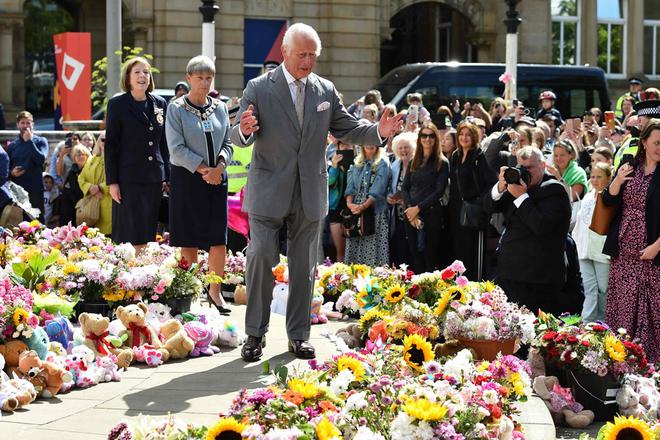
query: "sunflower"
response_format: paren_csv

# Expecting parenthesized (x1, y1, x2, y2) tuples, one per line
(336, 355, 366, 381)
(12, 308, 29, 327)
(384, 285, 406, 304)
(402, 334, 434, 372)
(402, 398, 448, 421)
(360, 307, 385, 325)
(600, 415, 653, 440)
(605, 333, 627, 363)
(287, 378, 321, 399)
(356, 289, 369, 308)
(446, 285, 467, 303)
(433, 291, 453, 317)
(205, 417, 247, 440)
(316, 416, 343, 440)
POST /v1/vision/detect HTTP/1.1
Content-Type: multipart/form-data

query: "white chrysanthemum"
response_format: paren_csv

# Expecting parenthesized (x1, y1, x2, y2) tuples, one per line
(344, 391, 367, 411)
(482, 388, 499, 405)
(353, 426, 386, 440)
(390, 412, 416, 439)
(416, 421, 435, 440)
(263, 426, 304, 440)
(330, 368, 354, 395)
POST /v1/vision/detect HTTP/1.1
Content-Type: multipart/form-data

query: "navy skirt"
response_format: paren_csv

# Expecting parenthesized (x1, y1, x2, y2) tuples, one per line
(112, 182, 162, 245)
(169, 165, 228, 249)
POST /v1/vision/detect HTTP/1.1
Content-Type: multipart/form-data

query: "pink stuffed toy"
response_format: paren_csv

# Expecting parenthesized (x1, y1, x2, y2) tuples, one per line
(95, 355, 122, 382)
(132, 345, 164, 367)
(184, 321, 220, 357)
(64, 351, 98, 389)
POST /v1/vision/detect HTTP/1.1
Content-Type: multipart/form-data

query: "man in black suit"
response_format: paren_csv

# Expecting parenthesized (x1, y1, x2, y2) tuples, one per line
(485, 146, 571, 315)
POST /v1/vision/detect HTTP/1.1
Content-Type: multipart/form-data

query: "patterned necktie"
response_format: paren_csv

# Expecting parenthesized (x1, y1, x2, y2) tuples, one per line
(294, 80, 305, 127)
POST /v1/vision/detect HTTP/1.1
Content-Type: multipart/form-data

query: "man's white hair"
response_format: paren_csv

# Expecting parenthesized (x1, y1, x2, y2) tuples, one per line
(516, 145, 544, 163)
(283, 23, 322, 56)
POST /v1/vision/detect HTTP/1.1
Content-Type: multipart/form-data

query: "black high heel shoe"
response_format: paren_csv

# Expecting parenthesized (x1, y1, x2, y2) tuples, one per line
(204, 285, 231, 315)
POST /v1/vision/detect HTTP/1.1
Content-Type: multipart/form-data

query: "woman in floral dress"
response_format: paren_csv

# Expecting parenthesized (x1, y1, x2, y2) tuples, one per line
(602, 119, 660, 362)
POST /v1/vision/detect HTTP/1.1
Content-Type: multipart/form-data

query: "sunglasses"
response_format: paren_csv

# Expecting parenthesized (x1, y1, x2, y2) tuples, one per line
(419, 133, 436, 140)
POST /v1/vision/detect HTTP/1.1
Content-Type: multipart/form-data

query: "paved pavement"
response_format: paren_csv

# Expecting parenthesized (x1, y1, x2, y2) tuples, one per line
(0, 303, 556, 439)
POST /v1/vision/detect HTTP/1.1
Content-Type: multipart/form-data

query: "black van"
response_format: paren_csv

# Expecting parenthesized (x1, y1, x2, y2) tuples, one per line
(375, 62, 611, 118)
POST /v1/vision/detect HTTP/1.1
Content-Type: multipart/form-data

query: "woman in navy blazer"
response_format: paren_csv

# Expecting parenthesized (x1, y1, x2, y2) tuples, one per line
(105, 57, 169, 250)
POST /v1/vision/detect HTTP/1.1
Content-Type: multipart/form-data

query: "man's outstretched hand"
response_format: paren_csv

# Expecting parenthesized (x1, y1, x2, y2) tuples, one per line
(239, 104, 259, 138)
(377, 107, 404, 139)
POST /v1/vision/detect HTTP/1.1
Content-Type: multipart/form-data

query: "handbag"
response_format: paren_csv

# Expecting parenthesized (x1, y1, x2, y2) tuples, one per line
(341, 163, 377, 238)
(589, 190, 616, 235)
(569, 185, 583, 232)
(0, 203, 23, 227)
(456, 160, 488, 230)
(75, 195, 100, 226)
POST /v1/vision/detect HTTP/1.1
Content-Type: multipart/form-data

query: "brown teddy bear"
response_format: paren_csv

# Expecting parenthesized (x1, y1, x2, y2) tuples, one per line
(1, 352, 38, 411)
(0, 339, 29, 376)
(336, 323, 361, 348)
(78, 312, 134, 369)
(533, 375, 594, 429)
(116, 303, 169, 362)
(160, 320, 195, 359)
(18, 350, 73, 398)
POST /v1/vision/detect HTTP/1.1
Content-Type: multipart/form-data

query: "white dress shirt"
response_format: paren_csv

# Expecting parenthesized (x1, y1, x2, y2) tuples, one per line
(491, 182, 529, 208)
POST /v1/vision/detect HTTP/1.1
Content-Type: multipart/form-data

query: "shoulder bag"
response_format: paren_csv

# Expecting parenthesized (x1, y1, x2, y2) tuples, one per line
(456, 159, 488, 230)
(589, 190, 616, 235)
(341, 164, 376, 238)
(76, 195, 100, 226)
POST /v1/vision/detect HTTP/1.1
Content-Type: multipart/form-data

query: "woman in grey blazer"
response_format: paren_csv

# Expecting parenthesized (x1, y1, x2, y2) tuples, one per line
(166, 55, 233, 314)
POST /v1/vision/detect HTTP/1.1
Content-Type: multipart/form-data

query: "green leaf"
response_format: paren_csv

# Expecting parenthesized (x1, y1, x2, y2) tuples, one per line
(276, 365, 288, 384)
(262, 360, 270, 375)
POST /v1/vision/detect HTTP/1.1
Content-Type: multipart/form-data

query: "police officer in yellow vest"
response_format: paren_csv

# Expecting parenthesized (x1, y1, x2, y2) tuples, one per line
(227, 141, 252, 194)
(614, 98, 660, 168)
(614, 77, 643, 119)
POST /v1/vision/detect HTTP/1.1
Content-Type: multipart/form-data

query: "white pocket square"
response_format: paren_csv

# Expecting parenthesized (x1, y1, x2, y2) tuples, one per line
(317, 101, 330, 112)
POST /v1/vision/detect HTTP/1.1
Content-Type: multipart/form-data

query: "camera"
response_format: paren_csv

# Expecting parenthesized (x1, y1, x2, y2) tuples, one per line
(503, 165, 531, 185)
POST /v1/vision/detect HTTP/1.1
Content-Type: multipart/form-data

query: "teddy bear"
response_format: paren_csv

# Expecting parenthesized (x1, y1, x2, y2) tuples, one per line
(336, 323, 362, 349)
(190, 305, 246, 348)
(95, 355, 122, 382)
(78, 312, 134, 369)
(160, 320, 194, 359)
(233, 284, 247, 305)
(271, 284, 288, 315)
(0, 353, 38, 411)
(617, 375, 660, 419)
(18, 350, 73, 397)
(64, 346, 100, 389)
(146, 302, 173, 333)
(21, 326, 50, 360)
(311, 294, 328, 325)
(533, 376, 594, 428)
(0, 339, 29, 376)
(132, 346, 164, 367)
(184, 320, 220, 357)
(44, 316, 74, 349)
(115, 303, 170, 362)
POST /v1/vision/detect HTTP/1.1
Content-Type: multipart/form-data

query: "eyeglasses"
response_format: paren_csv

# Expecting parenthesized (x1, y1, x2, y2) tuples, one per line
(419, 133, 436, 140)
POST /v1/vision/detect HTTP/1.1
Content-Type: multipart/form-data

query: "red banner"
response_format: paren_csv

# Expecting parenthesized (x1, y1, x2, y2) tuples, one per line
(53, 32, 91, 122)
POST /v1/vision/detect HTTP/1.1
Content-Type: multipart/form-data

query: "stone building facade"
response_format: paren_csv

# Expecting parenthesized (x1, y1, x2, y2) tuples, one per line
(0, 0, 656, 115)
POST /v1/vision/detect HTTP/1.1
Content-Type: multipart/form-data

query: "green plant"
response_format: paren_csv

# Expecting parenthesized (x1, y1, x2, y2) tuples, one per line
(91, 46, 160, 112)
(10, 250, 59, 292)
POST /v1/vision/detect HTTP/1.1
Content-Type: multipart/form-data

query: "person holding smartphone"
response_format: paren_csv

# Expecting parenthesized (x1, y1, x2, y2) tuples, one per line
(7, 111, 49, 221)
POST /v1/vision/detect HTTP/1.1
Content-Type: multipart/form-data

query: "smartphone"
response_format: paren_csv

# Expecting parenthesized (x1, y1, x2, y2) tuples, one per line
(408, 105, 419, 124)
(565, 118, 574, 132)
(604, 111, 615, 130)
(512, 99, 521, 107)
(620, 154, 635, 168)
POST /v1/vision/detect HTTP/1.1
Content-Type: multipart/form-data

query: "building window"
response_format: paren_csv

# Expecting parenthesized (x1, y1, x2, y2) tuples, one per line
(551, 0, 580, 65)
(597, 0, 626, 77)
(643, 0, 660, 78)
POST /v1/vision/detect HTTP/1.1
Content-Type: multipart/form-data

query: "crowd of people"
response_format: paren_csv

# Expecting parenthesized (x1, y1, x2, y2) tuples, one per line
(0, 23, 658, 363)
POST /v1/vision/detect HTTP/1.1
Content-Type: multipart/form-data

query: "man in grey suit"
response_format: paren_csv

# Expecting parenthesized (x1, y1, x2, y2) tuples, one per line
(231, 23, 402, 361)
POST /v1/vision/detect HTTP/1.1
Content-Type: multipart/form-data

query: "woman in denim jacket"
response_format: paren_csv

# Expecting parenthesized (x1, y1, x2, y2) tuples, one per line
(344, 144, 391, 266)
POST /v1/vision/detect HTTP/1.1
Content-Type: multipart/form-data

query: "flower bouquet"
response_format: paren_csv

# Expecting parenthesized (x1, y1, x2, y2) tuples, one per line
(316, 262, 352, 301)
(0, 274, 39, 341)
(223, 250, 246, 286)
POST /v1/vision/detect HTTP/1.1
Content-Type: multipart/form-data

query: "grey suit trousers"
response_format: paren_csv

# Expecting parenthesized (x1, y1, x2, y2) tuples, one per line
(244, 179, 321, 340)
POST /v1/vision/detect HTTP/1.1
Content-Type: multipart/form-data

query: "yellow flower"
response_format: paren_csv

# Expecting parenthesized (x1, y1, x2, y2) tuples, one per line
(601, 415, 653, 440)
(316, 416, 343, 440)
(12, 308, 29, 327)
(402, 334, 434, 372)
(481, 280, 496, 293)
(356, 289, 368, 308)
(205, 417, 247, 440)
(433, 291, 453, 316)
(336, 355, 366, 381)
(29, 220, 41, 228)
(446, 285, 467, 303)
(360, 307, 385, 324)
(287, 378, 320, 399)
(102, 289, 125, 302)
(63, 262, 80, 275)
(402, 398, 448, 421)
(351, 264, 370, 278)
(383, 285, 406, 304)
(605, 334, 626, 363)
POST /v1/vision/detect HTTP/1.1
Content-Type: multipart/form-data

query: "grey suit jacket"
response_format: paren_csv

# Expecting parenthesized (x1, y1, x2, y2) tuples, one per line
(230, 66, 382, 221)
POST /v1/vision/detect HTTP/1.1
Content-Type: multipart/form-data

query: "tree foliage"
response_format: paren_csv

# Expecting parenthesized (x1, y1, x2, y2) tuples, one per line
(91, 46, 160, 112)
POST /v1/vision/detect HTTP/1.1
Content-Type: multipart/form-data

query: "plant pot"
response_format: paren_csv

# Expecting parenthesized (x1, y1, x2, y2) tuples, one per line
(74, 301, 114, 319)
(163, 297, 192, 315)
(456, 337, 517, 361)
(233, 285, 247, 305)
(565, 369, 620, 421)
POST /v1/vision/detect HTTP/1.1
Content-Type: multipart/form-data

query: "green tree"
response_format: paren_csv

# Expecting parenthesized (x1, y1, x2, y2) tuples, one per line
(91, 46, 160, 112)
(24, 0, 74, 56)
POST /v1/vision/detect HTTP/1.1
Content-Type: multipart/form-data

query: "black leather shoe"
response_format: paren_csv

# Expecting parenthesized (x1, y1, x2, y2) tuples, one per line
(241, 335, 265, 362)
(288, 340, 316, 359)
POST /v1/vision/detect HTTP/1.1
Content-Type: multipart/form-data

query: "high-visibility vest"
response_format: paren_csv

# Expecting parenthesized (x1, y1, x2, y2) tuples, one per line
(613, 136, 638, 169)
(227, 144, 253, 193)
